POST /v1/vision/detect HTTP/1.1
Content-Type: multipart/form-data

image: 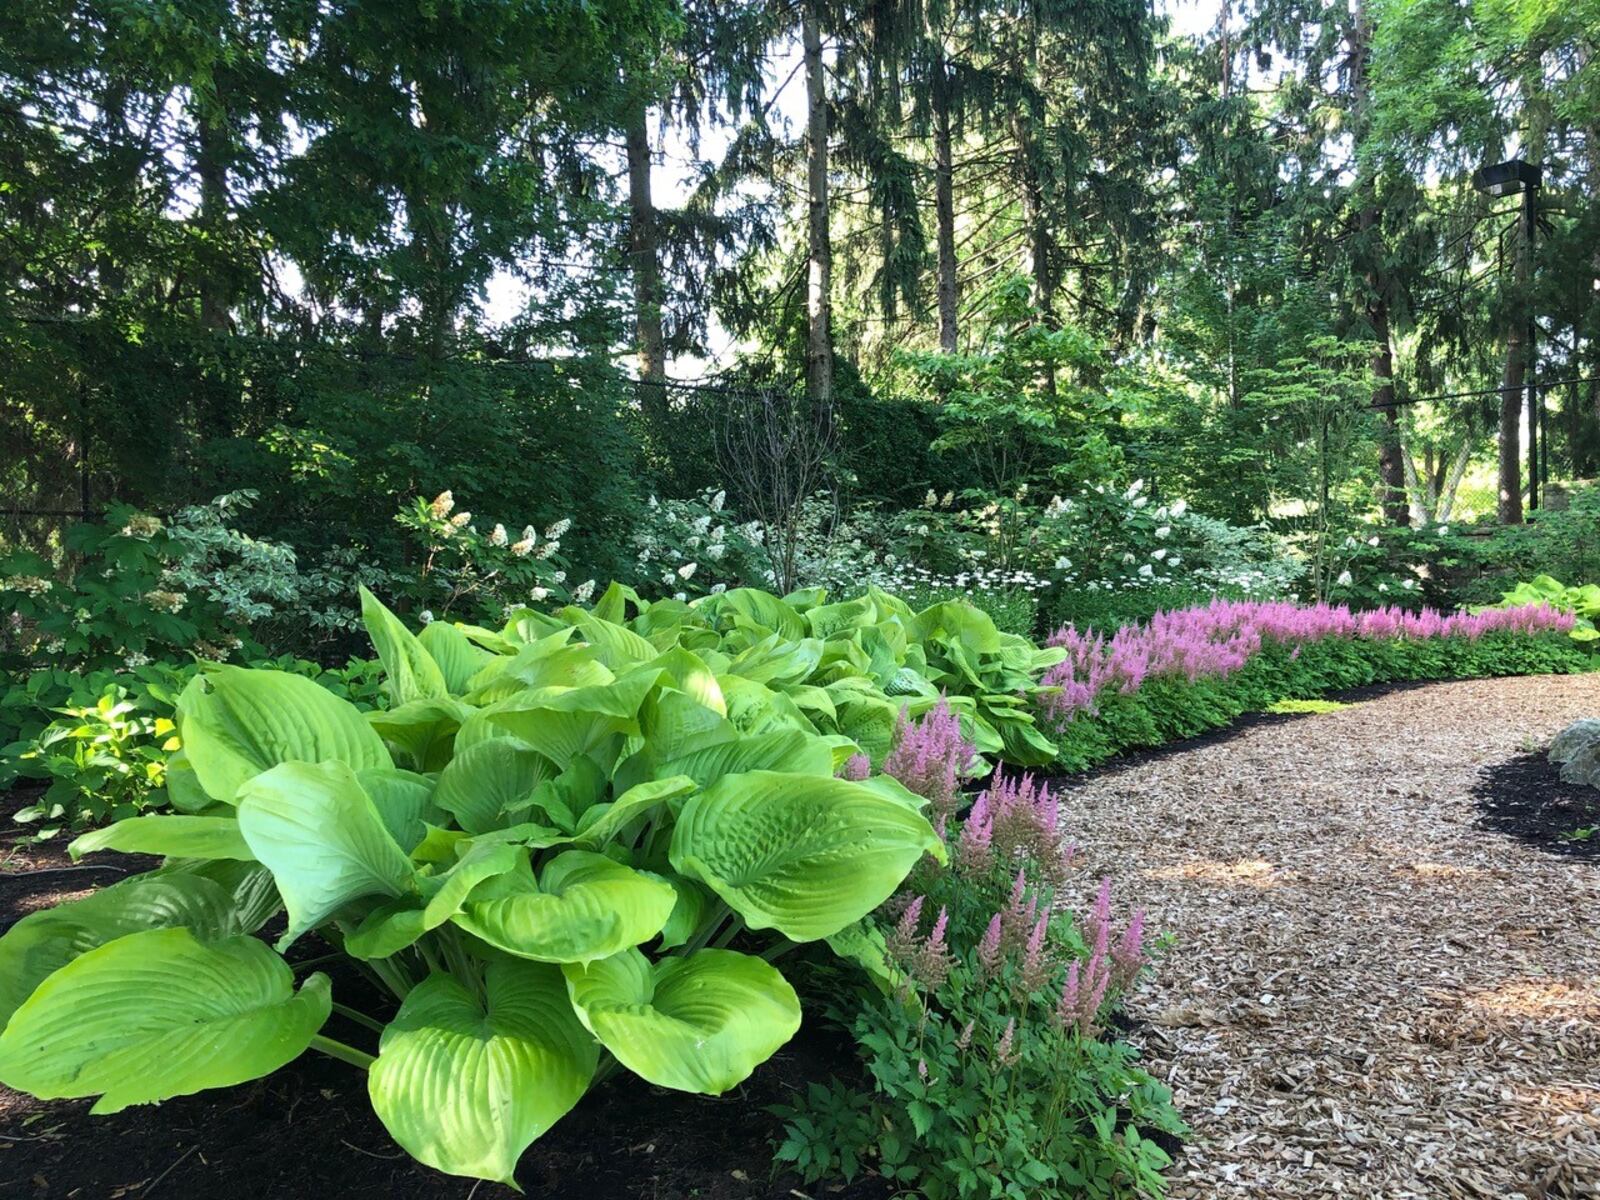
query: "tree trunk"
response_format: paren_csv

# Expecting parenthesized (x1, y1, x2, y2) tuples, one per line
(1368, 291, 1408, 524)
(802, 3, 834, 425)
(196, 107, 229, 334)
(625, 102, 668, 424)
(932, 53, 958, 354)
(1499, 318, 1526, 525)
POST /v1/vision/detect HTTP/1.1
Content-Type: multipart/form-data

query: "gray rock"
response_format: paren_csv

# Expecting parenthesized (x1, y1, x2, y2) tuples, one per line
(1559, 743, 1600, 789)
(1547, 718, 1600, 766)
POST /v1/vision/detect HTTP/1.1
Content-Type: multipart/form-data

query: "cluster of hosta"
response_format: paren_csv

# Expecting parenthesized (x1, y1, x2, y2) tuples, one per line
(677, 584, 1066, 767)
(0, 588, 945, 1184)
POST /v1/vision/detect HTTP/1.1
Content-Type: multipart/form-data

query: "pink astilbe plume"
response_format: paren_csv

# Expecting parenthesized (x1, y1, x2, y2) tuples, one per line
(1111, 908, 1148, 988)
(994, 1017, 1018, 1066)
(1020, 913, 1051, 993)
(839, 753, 872, 781)
(882, 696, 977, 823)
(977, 911, 1004, 976)
(960, 768, 1075, 886)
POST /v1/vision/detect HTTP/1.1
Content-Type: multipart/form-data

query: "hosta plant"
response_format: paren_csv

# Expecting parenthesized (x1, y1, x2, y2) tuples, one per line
(0, 587, 943, 1185)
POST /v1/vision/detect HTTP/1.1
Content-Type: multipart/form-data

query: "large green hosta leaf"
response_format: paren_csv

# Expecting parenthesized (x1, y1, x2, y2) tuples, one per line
(0, 929, 330, 1113)
(368, 697, 476, 774)
(563, 948, 800, 1095)
(433, 738, 560, 835)
(453, 850, 674, 963)
(179, 666, 390, 803)
(418, 619, 490, 694)
(362, 586, 449, 705)
(368, 961, 597, 1185)
(69, 814, 254, 863)
(235, 761, 416, 947)
(659, 730, 833, 789)
(0, 871, 255, 1026)
(670, 771, 944, 941)
(485, 669, 662, 768)
(572, 775, 696, 849)
(345, 842, 522, 960)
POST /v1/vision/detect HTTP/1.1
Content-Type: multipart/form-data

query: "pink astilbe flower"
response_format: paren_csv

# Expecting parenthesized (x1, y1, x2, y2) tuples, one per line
(1082, 877, 1113, 951)
(1111, 908, 1147, 988)
(994, 1017, 1018, 1066)
(957, 1019, 976, 1049)
(1020, 913, 1051, 993)
(977, 911, 1004, 976)
(928, 905, 950, 954)
(964, 768, 1074, 886)
(882, 696, 976, 823)
(839, 753, 872, 781)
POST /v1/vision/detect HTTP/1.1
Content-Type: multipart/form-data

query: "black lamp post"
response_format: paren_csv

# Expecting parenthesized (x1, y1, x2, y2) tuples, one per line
(1472, 158, 1542, 511)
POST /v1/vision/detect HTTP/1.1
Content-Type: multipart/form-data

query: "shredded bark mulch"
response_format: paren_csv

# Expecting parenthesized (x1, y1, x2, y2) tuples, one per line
(1061, 671, 1600, 1199)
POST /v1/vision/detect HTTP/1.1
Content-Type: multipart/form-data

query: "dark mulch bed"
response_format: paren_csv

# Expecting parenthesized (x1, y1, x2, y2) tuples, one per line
(1471, 751, 1600, 860)
(0, 785, 888, 1200)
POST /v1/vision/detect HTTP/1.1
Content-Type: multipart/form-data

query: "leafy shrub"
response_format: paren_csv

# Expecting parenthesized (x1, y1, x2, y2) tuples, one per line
(0, 504, 260, 675)
(626, 487, 769, 598)
(393, 490, 581, 623)
(1, 656, 387, 835)
(0, 588, 944, 1185)
(4, 681, 180, 835)
(777, 766, 1181, 1199)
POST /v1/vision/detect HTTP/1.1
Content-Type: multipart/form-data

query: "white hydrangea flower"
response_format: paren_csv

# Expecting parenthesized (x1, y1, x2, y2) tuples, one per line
(1131, 496, 1148, 509)
(1155, 525, 1170, 539)
(530, 586, 549, 601)
(573, 579, 596, 603)
(1367, 536, 1380, 547)
(1138, 563, 1154, 578)
(678, 562, 698, 580)
(1122, 552, 1136, 565)
(1151, 548, 1168, 560)
(1170, 498, 1187, 516)
(710, 582, 727, 595)
(489, 523, 508, 547)
(1054, 555, 1071, 569)
(1336, 570, 1353, 587)
(924, 489, 938, 508)
(419, 610, 434, 625)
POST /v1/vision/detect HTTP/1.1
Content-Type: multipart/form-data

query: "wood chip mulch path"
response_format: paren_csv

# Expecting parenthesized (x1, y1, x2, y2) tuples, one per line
(1061, 673, 1600, 1200)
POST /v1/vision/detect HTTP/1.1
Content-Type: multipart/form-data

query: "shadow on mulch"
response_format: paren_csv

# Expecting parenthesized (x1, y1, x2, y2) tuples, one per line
(1471, 752, 1600, 861)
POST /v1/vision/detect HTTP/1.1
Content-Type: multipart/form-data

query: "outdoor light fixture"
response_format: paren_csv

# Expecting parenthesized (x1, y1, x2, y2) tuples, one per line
(1471, 158, 1542, 198)
(1472, 157, 1543, 511)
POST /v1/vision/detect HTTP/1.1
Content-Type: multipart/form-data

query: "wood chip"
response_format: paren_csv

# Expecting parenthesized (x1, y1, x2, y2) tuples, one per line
(1061, 675, 1600, 1199)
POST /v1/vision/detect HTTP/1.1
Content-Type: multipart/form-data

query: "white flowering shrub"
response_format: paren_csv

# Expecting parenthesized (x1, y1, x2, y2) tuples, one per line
(394, 491, 581, 621)
(627, 487, 768, 599)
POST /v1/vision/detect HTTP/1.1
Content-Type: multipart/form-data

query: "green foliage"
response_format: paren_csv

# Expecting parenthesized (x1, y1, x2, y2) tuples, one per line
(0, 589, 946, 1183)
(4, 684, 177, 836)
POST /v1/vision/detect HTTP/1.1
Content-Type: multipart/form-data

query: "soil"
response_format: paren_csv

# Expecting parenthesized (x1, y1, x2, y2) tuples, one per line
(0, 786, 889, 1200)
(1471, 751, 1600, 860)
